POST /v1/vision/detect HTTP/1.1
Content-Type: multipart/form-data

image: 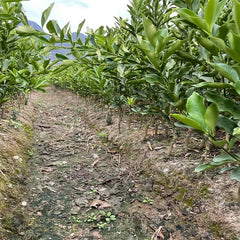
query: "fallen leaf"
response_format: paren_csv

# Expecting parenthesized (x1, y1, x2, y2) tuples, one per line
(148, 143, 153, 151)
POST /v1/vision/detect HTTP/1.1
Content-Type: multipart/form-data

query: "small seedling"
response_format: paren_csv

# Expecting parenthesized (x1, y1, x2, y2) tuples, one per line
(89, 189, 98, 194)
(97, 131, 107, 138)
(10, 119, 31, 132)
(85, 211, 117, 229)
(27, 150, 34, 156)
(71, 216, 82, 224)
(97, 221, 107, 229)
(86, 212, 97, 222)
(143, 197, 153, 205)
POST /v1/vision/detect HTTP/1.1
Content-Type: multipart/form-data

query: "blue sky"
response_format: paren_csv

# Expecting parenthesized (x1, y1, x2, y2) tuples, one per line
(22, 0, 130, 33)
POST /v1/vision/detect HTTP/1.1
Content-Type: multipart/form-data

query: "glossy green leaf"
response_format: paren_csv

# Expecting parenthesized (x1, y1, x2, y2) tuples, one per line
(46, 20, 61, 35)
(220, 166, 236, 173)
(195, 163, 213, 172)
(2, 59, 11, 71)
(211, 37, 240, 63)
(233, 126, 240, 136)
(217, 115, 238, 134)
(194, 82, 233, 89)
(196, 37, 218, 55)
(16, 25, 38, 35)
(77, 19, 85, 39)
(206, 92, 240, 119)
(213, 154, 236, 162)
(228, 31, 240, 56)
(142, 15, 157, 47)
(204, 103, 219, 134)
(186, 92, 206, 128)
(177, 8, 209, 33)
(55, 53, 68, 60)
(41, 3, 54, 28)
(204, 0, 217, 32)
(210, 139, 227, 147)
(171, 114, 204, 131)
(230, 167, 240, 182)
(60, 22, 70, 42)
(209, 62, 239, 83)
(233, 0, 240, 34)
(143, 74, 165, 86)
(162, 40, 186, 63)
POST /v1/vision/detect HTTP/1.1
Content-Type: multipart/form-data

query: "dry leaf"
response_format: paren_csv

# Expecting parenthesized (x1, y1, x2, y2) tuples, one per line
(90, 200, 111, 209)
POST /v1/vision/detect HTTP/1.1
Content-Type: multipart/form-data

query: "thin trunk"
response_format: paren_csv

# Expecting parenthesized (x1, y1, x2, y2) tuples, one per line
(143, 124, 150, 141)
(184, 129, 192, 152)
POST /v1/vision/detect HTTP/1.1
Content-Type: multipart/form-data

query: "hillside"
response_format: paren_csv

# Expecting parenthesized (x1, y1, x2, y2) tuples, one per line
(28, 20, 86, 60)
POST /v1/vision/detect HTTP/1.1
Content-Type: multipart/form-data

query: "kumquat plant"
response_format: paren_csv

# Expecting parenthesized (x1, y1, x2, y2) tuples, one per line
(1, 0, 240, 238)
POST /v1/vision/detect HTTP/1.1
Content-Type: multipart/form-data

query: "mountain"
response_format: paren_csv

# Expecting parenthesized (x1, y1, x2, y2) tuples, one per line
(28, 20, 86, 61)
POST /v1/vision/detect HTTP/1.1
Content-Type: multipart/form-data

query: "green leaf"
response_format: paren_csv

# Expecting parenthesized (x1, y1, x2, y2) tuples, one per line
(55, 53, 68, 60)
(217, 115, 238, 134)
(177, 8, 209, 33)
(233, 0, 240, 34)
(213, 154, 236, 162)
(194, 82, 233, 89)
(46, 20, 61, 35)
(142, 15, 157, 47)
(67, 28, 73, 43)
(220, 166, 235, 173)
(143, 74, 165, 86)
(204, 0, 217, 32)
(41, 3, 54, 28)
(195, 163, 212, 172)
(171, 114, 204, 131)
(206, 92, 240, 119)
(60, 22, 70, 42)
(43, 59, 50, 69)
(2, 59, 11, 71)
(204, 103, 219, 134)
(228, 31, 240, 55)
(209, 62, 239, 83)
(230, 166, 240, 182)
(211, 37, 240, 63)
(77, 19, 85, 38)
(16, 25, 38, 35)
(210, 139, 227, 147)
(196, 37, 218, 55)
(186, 92, 206, 128)
(162, 40, 186, 63)
(233, 126, 240, 136)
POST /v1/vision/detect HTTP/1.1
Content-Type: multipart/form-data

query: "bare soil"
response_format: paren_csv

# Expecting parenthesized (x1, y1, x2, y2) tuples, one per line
(1, 86, 240, 240)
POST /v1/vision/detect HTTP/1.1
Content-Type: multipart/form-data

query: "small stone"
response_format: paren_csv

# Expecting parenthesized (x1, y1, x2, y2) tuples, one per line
(92, 231, 103, 239)
(70, 206, 81, 215)
(75, 197, 88, 207)
(21, 201, 27, 207)
(37, 212, 42, 217)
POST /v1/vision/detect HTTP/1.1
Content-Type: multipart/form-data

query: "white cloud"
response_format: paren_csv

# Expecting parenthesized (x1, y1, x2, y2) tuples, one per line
(22, 0, 130, 33)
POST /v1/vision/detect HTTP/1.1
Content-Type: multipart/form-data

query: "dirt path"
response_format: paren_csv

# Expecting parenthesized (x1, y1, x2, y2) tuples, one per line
(22, 87, 149, 240)
(12, 87, 240, 240)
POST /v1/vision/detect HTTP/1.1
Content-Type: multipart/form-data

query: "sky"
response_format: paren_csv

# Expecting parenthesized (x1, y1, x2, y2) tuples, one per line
(22, 0, 130, 33)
